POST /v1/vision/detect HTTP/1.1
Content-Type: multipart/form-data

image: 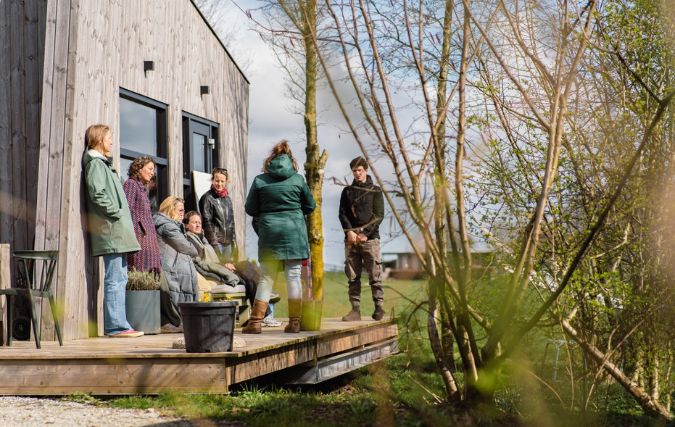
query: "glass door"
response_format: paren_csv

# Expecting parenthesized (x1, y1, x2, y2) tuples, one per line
(182, 113, 219, 211)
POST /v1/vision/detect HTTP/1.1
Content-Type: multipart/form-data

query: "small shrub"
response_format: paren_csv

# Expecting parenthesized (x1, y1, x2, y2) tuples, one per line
(126, 270, 161, 291)
(63, 392, 101, 406)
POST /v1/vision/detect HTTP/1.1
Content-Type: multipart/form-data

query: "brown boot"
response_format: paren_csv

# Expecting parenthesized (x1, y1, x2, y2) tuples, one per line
(284, 299, 302, 333)
(342, 304, 361, 321)
(372, 305, 385, 321)
(242, 299, 268, 334)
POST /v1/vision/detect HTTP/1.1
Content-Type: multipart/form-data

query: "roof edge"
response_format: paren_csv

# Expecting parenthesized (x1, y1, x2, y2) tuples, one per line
(190, 0, 250, 85)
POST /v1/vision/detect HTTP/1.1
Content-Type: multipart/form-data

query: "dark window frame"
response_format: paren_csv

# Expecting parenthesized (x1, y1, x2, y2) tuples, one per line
(182, 112, 220, 211)
(119, 88, 169, 208)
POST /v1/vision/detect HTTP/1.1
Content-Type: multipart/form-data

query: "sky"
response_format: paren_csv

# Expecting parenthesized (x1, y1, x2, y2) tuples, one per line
(211, 0, 413, 267)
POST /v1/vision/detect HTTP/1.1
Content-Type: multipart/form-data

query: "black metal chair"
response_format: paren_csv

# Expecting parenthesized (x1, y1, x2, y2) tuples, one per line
(1, 250, 63, 348)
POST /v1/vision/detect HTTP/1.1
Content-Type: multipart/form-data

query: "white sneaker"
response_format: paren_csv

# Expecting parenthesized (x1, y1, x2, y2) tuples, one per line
(261, 316, 282, 327)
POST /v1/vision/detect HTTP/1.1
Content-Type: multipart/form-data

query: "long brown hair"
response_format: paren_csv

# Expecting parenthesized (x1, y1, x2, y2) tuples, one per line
(262, 140, 298, 173)
(128, 156, 155, 181)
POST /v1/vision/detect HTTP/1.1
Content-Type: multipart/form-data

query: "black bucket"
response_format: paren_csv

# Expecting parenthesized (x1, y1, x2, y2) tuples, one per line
(178, 301, 237, 353)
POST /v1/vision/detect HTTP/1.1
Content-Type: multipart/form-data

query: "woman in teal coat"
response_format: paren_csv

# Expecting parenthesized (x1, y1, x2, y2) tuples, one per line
(243, 140, 316, 334)
(82, 124, 143, 338)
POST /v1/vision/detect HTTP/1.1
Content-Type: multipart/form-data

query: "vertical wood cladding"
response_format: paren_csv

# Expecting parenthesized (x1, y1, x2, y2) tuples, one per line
(33, 0, 249, 339)
(0, 0, 48, 288)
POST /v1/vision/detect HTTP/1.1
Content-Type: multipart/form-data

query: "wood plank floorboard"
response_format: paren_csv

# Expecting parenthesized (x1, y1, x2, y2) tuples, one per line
(0, 318, 391, 359)
(0, 318, 399, 395)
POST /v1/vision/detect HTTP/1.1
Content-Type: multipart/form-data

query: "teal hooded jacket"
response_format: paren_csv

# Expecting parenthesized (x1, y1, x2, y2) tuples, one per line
(245, 154, 316, 261)
(82, 149, 141, 257)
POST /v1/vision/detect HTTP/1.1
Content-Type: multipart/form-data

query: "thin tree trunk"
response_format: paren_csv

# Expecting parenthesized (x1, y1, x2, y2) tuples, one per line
(433, 0, 457, 376)
(428, 271, 461, 399)
(301, 0, 328, 302)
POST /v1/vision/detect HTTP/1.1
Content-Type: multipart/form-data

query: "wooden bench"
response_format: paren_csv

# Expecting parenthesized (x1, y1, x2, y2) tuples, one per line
(211, 292, 249, 326)
(198, 277, 249, 326)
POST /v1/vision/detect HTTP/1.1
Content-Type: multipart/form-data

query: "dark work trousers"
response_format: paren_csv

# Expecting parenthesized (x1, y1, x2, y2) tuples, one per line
(344, 238, 384, 307)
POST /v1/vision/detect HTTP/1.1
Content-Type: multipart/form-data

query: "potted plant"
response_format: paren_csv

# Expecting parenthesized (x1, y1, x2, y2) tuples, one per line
(125, 270, 161, 334)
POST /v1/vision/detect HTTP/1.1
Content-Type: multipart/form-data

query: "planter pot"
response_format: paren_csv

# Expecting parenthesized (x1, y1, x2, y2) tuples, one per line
(178, 301, 237, 353)
(300, 299, 323, 331)
(125, 290, 161, 334)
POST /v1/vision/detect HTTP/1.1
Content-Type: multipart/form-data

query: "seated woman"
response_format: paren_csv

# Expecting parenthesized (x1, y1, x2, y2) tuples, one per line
(153, 197, 199, 333)
(184, 210, 279, 324)
(183, 210, 242, 295)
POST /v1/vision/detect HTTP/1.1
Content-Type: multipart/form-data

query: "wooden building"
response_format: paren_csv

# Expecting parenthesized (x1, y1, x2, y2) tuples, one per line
(0, 0, 249, 340)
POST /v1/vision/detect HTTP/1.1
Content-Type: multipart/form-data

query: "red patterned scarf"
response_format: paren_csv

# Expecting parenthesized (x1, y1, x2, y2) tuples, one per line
(212, 184, 228, 198)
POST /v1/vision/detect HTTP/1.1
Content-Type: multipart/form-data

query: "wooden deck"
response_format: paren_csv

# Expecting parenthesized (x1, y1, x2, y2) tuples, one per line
(0, 318, 399, 395)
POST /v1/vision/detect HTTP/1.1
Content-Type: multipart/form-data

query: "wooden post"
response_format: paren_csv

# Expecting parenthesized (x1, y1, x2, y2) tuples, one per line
(0, 244, 10, 346)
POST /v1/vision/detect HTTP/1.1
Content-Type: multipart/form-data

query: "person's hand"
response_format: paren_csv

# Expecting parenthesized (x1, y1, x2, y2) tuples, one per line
(347, 230, 358, 244)
(224, 263, 236, 271)
(358, 233, 368, 243)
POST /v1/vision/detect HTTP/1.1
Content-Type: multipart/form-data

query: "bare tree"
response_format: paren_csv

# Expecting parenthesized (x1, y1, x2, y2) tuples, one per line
(194, 0, 253, 73)
(309, 0, 675, 417)
(237, 0, 329, 315)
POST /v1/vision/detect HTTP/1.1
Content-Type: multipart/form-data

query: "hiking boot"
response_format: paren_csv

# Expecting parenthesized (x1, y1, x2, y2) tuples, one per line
(342, 307, 361, 321)
(372, 306, 385, 321)
(242, 299, 268, 334)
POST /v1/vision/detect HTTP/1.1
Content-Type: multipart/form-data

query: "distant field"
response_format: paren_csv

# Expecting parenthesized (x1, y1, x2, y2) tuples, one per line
(271, 271, 427, 319)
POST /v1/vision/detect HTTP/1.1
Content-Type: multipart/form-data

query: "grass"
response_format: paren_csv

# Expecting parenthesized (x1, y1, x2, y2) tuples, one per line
(101, 351, 674, 427)
(271, 271, 426, 319)
(103, 273, 434, 426)
(91, 272, 675, 426)
(104, 355, 445, 427)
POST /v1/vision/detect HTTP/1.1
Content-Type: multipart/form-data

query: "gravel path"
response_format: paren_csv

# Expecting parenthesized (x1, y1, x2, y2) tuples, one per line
(0, 396, 193, 427)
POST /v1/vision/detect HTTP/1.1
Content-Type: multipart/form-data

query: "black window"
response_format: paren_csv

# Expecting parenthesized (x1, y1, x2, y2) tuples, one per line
(182, 112, 219, 212)
(119, 88, 168, 211)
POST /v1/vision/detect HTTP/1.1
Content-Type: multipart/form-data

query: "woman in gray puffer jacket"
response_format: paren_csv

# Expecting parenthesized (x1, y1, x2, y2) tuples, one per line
(153, 196, 199, 331)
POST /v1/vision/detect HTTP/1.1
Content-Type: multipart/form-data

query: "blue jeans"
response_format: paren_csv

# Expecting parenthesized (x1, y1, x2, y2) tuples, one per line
(256, 259, 302, 301)
(102, 254, 132, 335)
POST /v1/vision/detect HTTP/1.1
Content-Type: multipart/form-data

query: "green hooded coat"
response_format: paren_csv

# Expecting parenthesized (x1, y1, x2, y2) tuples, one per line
(82, 149, 141, 257)
(245, 154, 316, 261)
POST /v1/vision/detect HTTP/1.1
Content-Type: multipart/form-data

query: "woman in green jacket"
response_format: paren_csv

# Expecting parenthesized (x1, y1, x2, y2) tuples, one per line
(82, 124, 143, 338)
(243, 140, 316, 334)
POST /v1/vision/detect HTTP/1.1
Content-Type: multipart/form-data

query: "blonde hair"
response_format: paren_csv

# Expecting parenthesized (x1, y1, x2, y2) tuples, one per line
(85, 124, 110, 150)
(262, 140, 298, 173)
(159, 196, 185, 221)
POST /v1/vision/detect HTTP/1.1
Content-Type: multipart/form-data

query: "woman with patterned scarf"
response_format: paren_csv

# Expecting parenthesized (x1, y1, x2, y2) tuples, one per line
(198, 167, 238, 263)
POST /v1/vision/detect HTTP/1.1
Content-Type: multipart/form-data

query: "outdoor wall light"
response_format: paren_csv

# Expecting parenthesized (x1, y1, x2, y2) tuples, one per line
(143, 61, 154, 77)
(200, 86, 210, 96)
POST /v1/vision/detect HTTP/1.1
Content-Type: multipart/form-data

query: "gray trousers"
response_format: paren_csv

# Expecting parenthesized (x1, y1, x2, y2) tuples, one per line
(344, 238, 384, 307)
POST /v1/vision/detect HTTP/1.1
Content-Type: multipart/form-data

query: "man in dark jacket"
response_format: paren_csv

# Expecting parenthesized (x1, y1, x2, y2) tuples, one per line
(339, 157, 385, 321)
